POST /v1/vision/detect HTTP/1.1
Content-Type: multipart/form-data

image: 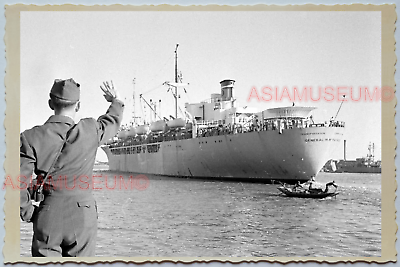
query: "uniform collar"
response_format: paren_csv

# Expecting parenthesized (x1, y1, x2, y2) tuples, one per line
(45, 115, 75, 126)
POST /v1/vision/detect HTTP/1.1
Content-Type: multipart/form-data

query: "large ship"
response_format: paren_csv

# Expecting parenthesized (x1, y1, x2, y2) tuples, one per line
(323, 142, 381, 173)
(102, 45, 345, 183)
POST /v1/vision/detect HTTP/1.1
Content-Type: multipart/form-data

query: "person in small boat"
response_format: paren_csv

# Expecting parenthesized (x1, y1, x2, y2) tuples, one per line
(308, 177, 317, 190)
(307, 177, 325, 193)
(292, 181, 305, 191)
(324, 181, 338, 193)
(297, 177, 314, 189)
(309, 180, 338, 193)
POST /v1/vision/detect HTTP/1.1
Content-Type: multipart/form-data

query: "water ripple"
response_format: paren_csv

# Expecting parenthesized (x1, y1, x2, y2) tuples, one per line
(20, 172, 381, 257)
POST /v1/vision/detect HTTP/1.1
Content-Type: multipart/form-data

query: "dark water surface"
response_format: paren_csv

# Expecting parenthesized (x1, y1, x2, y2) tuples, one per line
(21, 171, 381, 257)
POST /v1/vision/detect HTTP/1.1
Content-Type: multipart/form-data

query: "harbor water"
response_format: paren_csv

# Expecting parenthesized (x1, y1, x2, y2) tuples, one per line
(20, 170, 381, 257)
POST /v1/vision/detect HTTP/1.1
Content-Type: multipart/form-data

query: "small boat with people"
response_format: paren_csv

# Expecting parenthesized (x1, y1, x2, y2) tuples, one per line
(277, 179, 339, 199)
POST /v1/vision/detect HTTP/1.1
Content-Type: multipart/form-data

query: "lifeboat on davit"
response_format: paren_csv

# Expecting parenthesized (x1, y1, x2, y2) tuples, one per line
(127, 127, 136, 137)
(150, 120, 167, 132)
(167, 118, 185, 129)
(136, 125, 150, 135)
(117, 130, 128, 139)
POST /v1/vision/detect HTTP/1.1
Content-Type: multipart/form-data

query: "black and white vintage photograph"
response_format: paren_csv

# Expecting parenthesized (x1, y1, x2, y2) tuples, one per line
(15, 5, 392, 260)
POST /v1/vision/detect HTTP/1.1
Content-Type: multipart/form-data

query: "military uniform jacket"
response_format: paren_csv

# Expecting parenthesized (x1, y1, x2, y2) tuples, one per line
(20, 99, 124, 222)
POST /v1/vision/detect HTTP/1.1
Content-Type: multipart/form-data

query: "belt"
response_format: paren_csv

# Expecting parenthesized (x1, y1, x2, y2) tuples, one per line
(43, 188, 93, 198)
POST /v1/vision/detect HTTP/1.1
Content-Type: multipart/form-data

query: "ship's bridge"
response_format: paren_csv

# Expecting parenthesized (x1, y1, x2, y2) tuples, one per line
(261, 106, 316, 119)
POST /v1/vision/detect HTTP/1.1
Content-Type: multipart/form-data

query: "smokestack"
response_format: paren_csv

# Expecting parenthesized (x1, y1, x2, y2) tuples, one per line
(344, 140, 347, 161)
(220, 79, 235, 101)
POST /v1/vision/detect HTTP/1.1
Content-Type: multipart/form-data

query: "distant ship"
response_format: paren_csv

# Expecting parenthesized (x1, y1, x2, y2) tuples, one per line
(101, 45, 345, 183)
(323, 142, 381, 173)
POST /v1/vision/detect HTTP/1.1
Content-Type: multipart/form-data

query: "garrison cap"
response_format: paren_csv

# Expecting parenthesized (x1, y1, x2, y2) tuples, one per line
(50, 78, 80, 103)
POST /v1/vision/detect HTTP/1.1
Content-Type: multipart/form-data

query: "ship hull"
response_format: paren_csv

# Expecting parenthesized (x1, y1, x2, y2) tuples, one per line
(335, 166, 381, 173)
(102, 127, 343, 182)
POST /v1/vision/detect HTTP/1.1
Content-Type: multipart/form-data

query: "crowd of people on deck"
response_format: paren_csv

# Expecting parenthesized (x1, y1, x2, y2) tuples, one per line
(109, 117, 345, 148)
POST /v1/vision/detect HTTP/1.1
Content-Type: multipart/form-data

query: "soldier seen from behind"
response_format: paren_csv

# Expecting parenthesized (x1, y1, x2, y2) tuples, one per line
(20, 79, 124, 257)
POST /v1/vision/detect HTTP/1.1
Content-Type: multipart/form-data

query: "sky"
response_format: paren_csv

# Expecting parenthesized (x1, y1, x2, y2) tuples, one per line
(20, 11, 381, 161)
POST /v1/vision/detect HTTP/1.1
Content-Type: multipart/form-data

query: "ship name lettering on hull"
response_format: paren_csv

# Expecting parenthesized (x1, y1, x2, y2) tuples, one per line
(305, 138, 341, 142)
(301, 132, 326, 135)
(110, 144, 161, 155)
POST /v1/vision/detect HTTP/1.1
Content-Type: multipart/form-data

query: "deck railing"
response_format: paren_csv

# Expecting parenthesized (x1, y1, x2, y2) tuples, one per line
(108, 118, 345, 149)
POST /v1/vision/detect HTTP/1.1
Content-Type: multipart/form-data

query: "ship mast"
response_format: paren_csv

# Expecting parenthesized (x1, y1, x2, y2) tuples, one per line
(368, 142, 375, 163)
(132, 78, 136, 125)
(174, 43, 179, 118)
(372, 143, 375, 162)
(164, 44, 188, 118)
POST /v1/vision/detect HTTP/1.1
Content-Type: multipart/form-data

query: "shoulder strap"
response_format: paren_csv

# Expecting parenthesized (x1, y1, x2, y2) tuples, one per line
(37, 124, 77, 192)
